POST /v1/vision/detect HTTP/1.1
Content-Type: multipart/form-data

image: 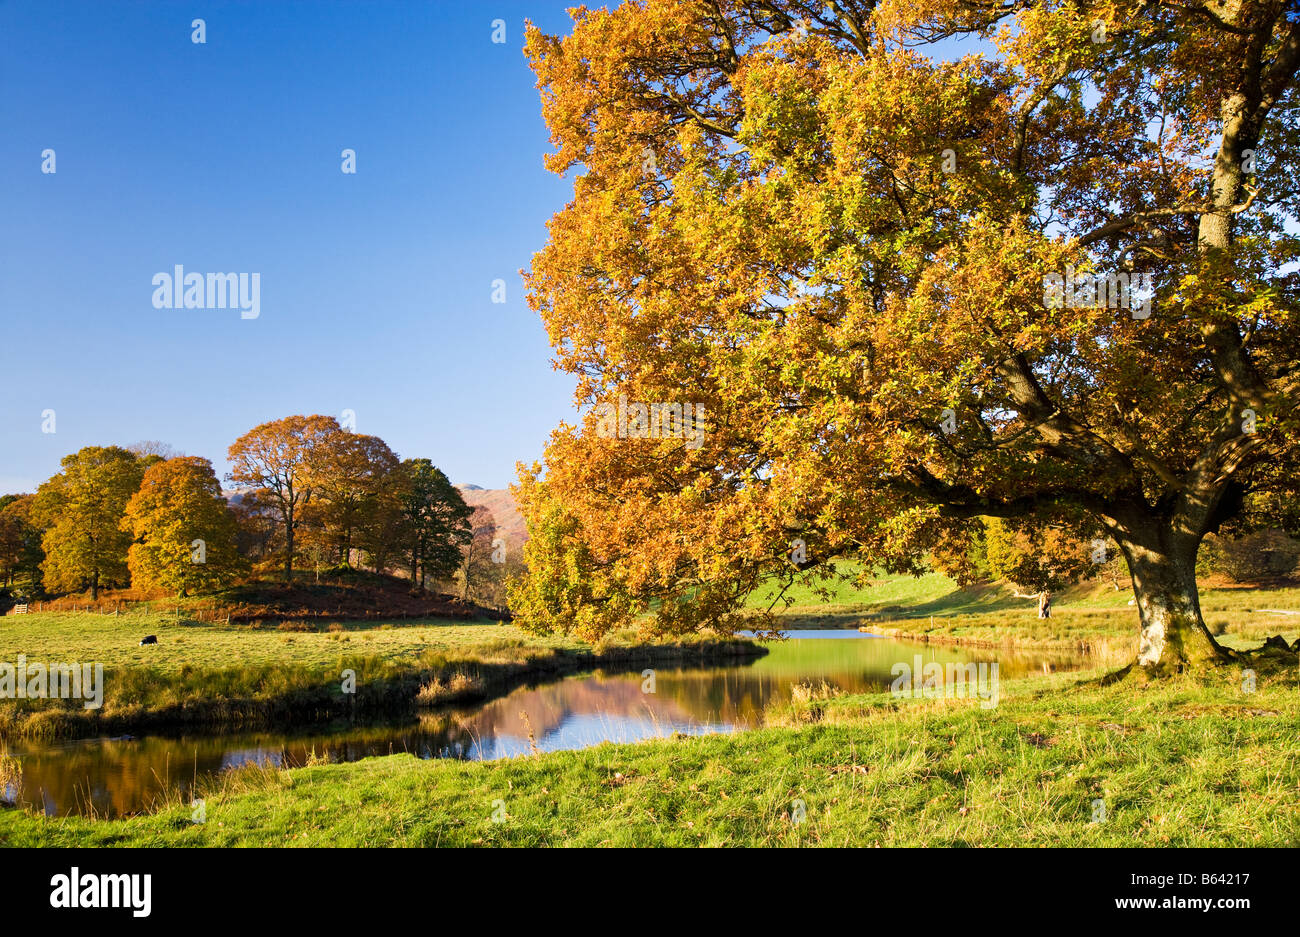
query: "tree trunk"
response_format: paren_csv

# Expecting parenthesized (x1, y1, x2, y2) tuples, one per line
(285, 514, 295, 583)
(1114, 524, 1229, 674)
(90, 572, 99, 601)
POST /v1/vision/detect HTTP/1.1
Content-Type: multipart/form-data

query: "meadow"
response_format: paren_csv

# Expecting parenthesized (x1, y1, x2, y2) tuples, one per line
(750, 562, 1300, 654)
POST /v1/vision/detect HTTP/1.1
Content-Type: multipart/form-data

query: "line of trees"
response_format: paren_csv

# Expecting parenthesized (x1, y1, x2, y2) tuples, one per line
(0, 415, 481, 603)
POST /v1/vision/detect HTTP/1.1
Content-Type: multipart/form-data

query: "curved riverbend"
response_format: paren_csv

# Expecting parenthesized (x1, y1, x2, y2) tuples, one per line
(2, 633, 1089, 818)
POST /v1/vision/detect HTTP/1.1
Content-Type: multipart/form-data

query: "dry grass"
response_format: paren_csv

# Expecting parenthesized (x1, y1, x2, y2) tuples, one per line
(415, 672, 485, 706)
(0, 754, 22, 804)
(790, 680, 845, 704)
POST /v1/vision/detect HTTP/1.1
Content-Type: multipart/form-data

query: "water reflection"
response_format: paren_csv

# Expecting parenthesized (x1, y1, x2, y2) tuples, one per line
(1, 636, 1087, 818)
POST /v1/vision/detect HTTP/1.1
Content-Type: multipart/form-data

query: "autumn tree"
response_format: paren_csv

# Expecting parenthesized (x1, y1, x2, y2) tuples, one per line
(928, 519, 991, 588)
(227, 415, 339, 582)
(32, 446, 148, 598)
(352, 461, 407, 574)
(398, 459, 472, 590)
(121, 457, 247, 596)
(229, 490, 281, 570)
(514, 0, 1300, 671)
(0, 495, 44, 592)
(983, 516, 1096, 594)
(304, 432, 400, 565)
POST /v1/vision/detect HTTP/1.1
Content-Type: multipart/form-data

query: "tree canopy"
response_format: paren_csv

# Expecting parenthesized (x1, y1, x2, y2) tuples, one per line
(227, 414, 340, 583)
(399, 459, 473, 590)
(512, 0, 1300, 670)
(122, 456, 248, 596)
(32, 446, 149, 599)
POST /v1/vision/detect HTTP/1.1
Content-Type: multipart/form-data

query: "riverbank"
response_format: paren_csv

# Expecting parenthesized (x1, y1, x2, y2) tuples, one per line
(858, 603, 1300, 661)
(0, 612, 764, 741)
(3, 654, 1296, 846)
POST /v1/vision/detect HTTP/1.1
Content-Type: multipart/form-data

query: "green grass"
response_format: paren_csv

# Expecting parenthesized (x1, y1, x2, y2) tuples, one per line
(862, 589, 1300, 658)
(0, 609, 543, 672)
(748, 559, 1136, 611)
(747, 562, 1078, 627)
(3, 657, 1296, 847)
(3, 569, 1298, 846)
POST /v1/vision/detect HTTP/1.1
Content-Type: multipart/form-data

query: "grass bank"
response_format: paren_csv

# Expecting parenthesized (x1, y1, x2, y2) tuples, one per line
(0, 612, 763, 740)
(2, 652, 1296, 846)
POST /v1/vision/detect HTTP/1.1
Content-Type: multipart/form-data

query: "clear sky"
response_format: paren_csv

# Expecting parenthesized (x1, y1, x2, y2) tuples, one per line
(0, 0, 585, 493)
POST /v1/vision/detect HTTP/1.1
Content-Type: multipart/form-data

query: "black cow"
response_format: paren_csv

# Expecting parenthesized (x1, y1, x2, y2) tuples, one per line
(139, 635, 158, 646)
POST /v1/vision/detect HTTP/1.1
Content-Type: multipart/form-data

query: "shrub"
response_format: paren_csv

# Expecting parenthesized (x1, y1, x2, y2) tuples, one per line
(415, 672, 483, 706)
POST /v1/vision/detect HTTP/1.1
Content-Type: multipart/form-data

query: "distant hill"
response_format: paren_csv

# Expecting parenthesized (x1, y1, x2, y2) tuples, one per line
(457, 484, 527, 546)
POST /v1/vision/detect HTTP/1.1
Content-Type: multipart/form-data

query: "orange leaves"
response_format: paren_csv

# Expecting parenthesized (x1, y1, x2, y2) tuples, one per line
(514, 0, 1300, 640)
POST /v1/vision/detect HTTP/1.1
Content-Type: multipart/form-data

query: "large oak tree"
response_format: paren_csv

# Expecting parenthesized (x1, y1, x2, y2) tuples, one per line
(227, 415, 339, 583)
(512, 0, 1300, 672)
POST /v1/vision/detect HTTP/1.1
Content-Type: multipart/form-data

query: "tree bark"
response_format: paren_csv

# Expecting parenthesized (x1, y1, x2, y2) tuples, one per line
(284, 507, 295, 583)
(1112, 519, 1230, 674)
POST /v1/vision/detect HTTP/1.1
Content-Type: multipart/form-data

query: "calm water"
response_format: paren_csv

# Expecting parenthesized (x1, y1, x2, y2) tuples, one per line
(1, 633, 1088, 817)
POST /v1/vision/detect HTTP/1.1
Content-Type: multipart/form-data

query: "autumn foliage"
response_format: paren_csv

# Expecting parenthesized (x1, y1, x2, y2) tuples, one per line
(32, 447, 148, 600)
(512, 0, 1300, 669)
(122, 457, 248, 596)
(4, 417, 471, 603)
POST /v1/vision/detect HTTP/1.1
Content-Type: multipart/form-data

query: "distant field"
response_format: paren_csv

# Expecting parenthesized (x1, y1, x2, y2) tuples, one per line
(0, 611, 536, 674)
(745, 561, 1300, 652)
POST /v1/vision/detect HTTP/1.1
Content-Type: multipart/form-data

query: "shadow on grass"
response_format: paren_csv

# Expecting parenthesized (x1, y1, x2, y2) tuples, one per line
(775, 584, 1033, 628)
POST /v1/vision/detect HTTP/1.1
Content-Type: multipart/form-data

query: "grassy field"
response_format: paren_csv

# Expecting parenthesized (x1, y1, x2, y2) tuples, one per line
(0, 609, 531, 672)
(750, 562, 1300, 653)
(0, 611, 762, 740)
(2, 655, 1296, 846)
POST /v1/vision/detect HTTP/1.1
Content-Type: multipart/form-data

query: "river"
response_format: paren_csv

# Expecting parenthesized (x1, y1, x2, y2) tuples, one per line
(0, 632, 1089, 817)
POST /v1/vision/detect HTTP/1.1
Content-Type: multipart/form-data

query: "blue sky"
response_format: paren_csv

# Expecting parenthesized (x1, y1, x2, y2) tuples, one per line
(0, 0, 584, 493)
